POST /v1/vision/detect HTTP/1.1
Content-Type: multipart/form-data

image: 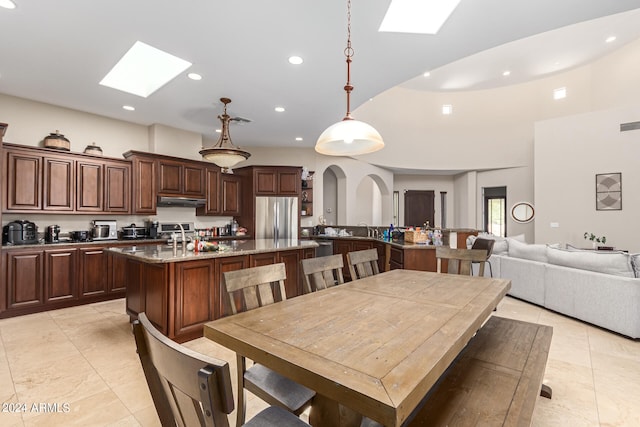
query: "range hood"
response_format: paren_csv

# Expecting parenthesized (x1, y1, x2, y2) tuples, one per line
(157, 196, 206, 207)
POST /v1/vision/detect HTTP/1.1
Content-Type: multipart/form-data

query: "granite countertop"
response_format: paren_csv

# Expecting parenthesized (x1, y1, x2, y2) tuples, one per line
(311, 235, 439, 250)
(107, 239, 319, 263)
(1, 238, 167, 250)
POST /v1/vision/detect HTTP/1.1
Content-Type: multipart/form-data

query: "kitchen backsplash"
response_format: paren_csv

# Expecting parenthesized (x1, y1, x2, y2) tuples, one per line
(2, 207, 236, 235)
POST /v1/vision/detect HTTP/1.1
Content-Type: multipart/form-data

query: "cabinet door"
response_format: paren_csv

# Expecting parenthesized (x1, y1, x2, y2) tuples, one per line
(183, 165, 205, 197)
(174, 260, 215, 338)
(104, 162, 130, 213)
(214, 255, 248, 319)
(43, 156, 74, 211)
(278, 250, 301, 299)
(333, 239, 354, 281)
(278, 169, 300, 195)
(76, 160, 103, 212)
(249, 252, 277, 267)
(197, 167, 221, 215)
(107, 252, 127, 293)
(132, 157, 156, 214)
(5, 250, 44, 309)
(5, 151, 41, 211)
(254, 169, 278, 195)
(158, 160, 182, 195)
(221, 175, 241, 216)
(390, 247, 404, 271)
(44, 248, 77, 302)
(79, 247, 108, 297)
(125, 259, 144, 317)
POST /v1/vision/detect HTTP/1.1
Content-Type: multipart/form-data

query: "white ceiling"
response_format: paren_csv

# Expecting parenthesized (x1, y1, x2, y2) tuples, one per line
(1, 0, 640, 151)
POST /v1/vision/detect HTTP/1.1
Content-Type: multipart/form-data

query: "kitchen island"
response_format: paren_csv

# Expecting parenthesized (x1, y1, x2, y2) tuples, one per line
(109, 239, 318, 342)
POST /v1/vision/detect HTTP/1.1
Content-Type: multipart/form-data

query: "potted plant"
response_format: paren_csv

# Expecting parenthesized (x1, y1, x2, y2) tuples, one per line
(584, 232, 606, 249)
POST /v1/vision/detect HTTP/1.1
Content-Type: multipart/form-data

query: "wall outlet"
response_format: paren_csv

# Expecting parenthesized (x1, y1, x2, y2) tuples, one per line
(550, 222, 560, 228)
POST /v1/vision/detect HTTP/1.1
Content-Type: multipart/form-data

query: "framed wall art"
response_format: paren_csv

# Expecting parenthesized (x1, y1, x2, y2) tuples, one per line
(595, 172, 622, 211)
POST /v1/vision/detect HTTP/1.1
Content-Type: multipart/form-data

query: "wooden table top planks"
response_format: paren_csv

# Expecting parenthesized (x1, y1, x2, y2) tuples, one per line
(204, 269, 511, 427)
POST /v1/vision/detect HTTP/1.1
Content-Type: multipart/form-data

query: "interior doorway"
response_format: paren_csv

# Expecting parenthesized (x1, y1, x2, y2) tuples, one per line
(404, 190, 435, 228)
(483, 186, 507, 236)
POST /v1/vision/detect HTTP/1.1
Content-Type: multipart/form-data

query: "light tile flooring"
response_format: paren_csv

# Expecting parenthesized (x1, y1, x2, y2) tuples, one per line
(1, 296, 639, 426)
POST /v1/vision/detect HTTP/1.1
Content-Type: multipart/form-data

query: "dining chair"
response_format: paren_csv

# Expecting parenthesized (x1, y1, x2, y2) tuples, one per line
(300, 254, 345, 293)
(346, 248, 380, 280)
(471, 237, 495, 277)
(435, 247, 488, 276)
(223, 263, 315, 427)
(132, 312, 308, 427)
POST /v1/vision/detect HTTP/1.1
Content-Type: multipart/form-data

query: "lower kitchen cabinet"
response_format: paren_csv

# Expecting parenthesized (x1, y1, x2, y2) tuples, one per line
(174, 260, 215, 338)
(79, 247, 108, 297)
(44, 248, 77, 303)
(3, 249, 44, 311)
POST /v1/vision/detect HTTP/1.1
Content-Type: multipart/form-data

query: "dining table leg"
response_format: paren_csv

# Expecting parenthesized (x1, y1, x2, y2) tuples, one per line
(310, 394, 363, 427)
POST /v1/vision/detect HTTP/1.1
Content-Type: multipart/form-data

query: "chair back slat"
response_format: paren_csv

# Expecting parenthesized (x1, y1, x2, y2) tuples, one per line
(223, 263, 287, 314)
(346, 249, 380, 280)
(435, 247, 488, 276)
(301, 255, 345, 292)
(133, 313, 233, 427)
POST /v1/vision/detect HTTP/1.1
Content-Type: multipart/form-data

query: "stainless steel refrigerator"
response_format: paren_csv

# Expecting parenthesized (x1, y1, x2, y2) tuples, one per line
(255, 197, 299, 240)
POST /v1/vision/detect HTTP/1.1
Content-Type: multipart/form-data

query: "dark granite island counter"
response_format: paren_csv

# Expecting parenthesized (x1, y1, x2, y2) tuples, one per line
(109, 239, 318, 342)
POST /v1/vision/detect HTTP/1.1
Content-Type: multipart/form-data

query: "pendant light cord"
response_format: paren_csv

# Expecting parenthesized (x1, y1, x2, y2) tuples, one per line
(343, 0, 354, 120)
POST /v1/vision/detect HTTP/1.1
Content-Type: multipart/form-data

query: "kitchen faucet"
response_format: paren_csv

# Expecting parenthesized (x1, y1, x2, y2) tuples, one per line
(357, 222, 370, 237)
(174, 223, 187, 253)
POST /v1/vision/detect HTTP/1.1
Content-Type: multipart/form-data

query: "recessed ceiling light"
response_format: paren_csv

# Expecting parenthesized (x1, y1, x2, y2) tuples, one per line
(187, 72, 202, 81)
(442, 104, 453, 115)
(100, 41, 192, 98)
(0, 0, 16, 9)
(502, 70, 511, 77)
(605, 36, 617, 43)
(295, 137, 303, 142)
(553, 87, 566, 100)
(423, 71, 431, 77)
(288, 56, 303, 65)
(123, 105, 135, 111)
(379, 0, 461, 34)
(275, 107, 285, 112)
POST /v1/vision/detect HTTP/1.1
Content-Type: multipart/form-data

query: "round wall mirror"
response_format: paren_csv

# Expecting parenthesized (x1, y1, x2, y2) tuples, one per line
(511, 202, 535, 223)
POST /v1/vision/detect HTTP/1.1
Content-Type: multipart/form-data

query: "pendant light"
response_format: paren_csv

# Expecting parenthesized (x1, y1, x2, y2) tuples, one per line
(200, 98, 251, 173)
(315, 0, 384, 156)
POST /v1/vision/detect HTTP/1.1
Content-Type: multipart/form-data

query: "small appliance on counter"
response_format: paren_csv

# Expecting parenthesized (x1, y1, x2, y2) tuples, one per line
(70, 230, 91, 242)
(91, 220, 117, 240)
(145, 220, 160, 239)
(120, 223, 148, 240)
(158, 222, 195, 243)
(45, 225, 61, 243)
(3, 220, 39, 245)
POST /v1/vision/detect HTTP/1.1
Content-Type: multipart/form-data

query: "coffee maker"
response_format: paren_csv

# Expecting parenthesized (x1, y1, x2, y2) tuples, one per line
(145, 220, 160, 239)
(45, 225, 61, 243)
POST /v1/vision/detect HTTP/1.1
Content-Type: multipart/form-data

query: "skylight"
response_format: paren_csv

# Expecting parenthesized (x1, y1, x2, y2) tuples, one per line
(379, 0, 461, 34)
(99, 41, 192, 98)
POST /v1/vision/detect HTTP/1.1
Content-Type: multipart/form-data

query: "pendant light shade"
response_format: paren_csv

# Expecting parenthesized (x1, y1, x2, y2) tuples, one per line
(315, 0, 384, 156)
(315, 118, 384, 156)
(200, 97, 251, 172)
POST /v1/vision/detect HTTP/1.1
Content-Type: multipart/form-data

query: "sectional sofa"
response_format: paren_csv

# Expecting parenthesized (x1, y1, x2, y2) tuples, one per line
(471, 235, 640, 339)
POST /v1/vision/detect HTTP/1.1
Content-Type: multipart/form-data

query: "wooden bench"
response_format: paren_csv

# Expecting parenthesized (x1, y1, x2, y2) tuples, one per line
(407, 316, 553, 427)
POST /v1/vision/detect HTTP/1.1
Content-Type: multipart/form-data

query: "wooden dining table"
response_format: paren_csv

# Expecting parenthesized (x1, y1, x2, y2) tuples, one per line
(204, 269, 511, 427)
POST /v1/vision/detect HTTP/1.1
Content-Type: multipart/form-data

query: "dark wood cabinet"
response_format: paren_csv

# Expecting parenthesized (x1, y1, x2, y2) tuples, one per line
(253, 167, 301, 196)
(4, 250, 44, 310)
(278, 250, 302, 298)
(79, 247, 108, 297)
(174, 260, 215, 338)
(44, 248, 77, 302)
(221, 174, 241, 216)
(43, 156, 74, 211)
(130, 156, 156, 214)
(197, 167, 222, 216)
(5, 150, 42, 211)
(215, 255, 249, 319)
(76, 160, 104, 212)
(3, 144, 131, 214)
(104, 162, 130, 213)
(158, 159, 205, 198)
(107, 250, 127, 293)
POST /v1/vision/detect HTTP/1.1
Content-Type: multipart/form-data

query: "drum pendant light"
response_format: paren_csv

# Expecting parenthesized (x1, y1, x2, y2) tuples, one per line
(315, 0, 384, 156)
(200, 98, 251, 172)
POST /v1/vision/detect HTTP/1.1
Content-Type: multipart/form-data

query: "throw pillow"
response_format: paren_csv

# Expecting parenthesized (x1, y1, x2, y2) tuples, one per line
(507, 238, 548, 263)
(547, 246, 634, 278)
(475, 233, 508, 254)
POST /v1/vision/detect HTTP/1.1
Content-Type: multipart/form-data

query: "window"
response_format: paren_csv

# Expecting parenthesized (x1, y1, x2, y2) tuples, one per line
(483, 187, 506, 237)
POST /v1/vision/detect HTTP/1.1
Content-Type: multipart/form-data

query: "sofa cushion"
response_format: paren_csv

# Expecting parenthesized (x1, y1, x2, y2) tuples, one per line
(546, 246, 634, 278)
(631, 254, 640, 278)
(507, 238, 548, 263)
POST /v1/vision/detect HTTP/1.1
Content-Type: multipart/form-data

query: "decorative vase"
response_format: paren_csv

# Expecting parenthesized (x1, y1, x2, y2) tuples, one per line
(592, 241, 597, 249)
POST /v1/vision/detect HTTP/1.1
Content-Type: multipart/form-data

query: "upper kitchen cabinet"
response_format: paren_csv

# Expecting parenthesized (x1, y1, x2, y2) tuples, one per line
(2, 143, 130, 214)
(196, 168, 242, 217)
(128, 154, 157, 214)
(157, 158, 205, 198)
(246, 166, 302, 196)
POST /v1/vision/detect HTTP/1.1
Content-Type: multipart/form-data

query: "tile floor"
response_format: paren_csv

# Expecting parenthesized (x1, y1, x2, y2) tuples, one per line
(0, 296, 639, 426)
